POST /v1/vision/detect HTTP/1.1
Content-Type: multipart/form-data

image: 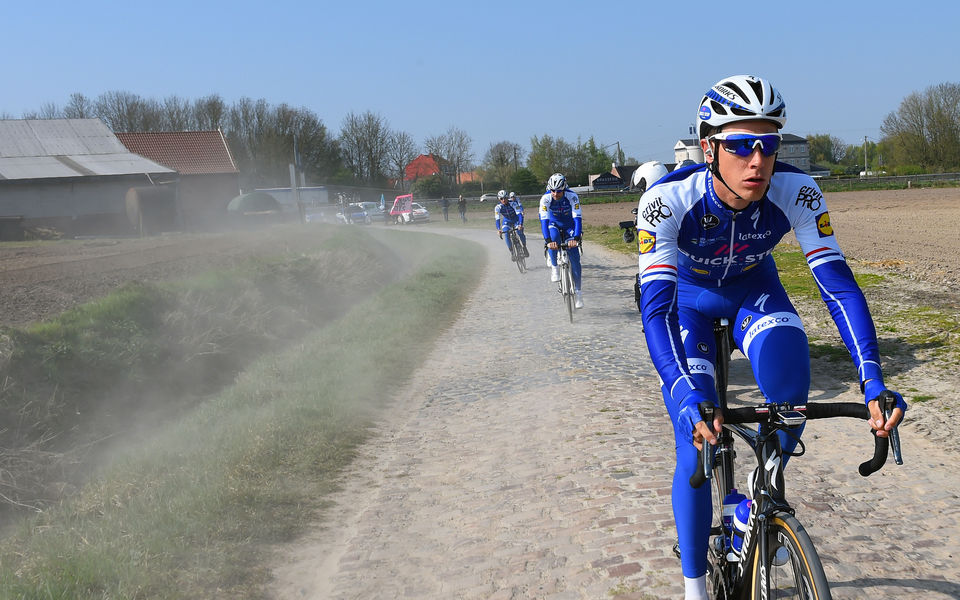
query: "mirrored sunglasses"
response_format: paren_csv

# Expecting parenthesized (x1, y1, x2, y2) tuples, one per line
(710, 132, 782, 157)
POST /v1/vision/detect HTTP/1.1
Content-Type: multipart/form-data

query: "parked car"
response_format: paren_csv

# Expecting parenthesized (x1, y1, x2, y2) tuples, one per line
(479, 193, 497, 203)
(410, 202, 431, 223)
(358, 201, 385, 221)
(336, 203, 371, 224)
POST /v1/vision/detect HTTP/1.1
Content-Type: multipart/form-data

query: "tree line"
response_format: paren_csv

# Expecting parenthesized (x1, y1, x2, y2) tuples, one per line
(19, 81, 959, 194)
(806, 82, 960, 175)
(21, 90, 623, 196)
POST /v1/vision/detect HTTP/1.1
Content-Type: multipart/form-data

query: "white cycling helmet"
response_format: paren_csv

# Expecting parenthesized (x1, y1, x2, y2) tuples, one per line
(696, 75, 786, 140)
(497, 189, 507, 200)
(509, 191, 516, 199)
(546, 173, 567, 192)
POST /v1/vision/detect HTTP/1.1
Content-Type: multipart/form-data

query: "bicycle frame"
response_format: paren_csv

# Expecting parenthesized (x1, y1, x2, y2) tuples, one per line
(548, 233, 576, 322)
(694, 318, 902, 599)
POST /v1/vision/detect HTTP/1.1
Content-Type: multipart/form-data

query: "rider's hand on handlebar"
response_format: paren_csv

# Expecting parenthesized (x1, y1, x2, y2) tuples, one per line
(864, 380, 907, 438)
(498, 231, 503, 239)
(546, 241, 558, 250)
(679, 392, 722, 450)
(567, 239, 579, 249)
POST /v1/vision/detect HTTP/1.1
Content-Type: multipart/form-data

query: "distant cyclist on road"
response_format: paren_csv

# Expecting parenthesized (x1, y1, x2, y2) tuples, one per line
(495, 189, 529, 260)
(539, 173, 583, 308)
(635, 74, 907, 600)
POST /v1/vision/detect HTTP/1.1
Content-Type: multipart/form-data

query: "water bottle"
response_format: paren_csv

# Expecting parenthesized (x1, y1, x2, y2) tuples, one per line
(731, 498, 753, 554)
(721, 488, 746, 549)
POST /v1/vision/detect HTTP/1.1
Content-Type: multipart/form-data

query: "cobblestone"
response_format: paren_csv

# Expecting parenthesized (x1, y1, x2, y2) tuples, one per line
(272, 229, 960, 599)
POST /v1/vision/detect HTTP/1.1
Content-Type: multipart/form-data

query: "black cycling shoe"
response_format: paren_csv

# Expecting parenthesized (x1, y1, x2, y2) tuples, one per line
(510, 254, 517, 261)
(523, 246, 530, 257)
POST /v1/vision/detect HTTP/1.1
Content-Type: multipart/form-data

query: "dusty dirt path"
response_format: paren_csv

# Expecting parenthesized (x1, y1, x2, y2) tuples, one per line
(270, 225, 960, 599)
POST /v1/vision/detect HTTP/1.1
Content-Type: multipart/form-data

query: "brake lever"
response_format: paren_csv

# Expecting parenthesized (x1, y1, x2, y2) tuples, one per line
(699, 402, 715, 480)
(880, 390, 904, 465)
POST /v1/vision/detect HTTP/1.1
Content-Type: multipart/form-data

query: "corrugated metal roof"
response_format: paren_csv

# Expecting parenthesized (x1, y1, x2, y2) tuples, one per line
(116, 130, 239, 175)
(0, 118, 175, 181)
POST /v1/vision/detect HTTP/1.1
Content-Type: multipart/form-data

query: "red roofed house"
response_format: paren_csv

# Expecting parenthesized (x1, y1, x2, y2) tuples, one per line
(404, 153, 456, 184)
(116, 130, 240, 231)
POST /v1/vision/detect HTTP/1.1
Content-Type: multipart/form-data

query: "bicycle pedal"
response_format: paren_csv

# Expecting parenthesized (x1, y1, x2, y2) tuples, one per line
(672, 541, 681, 560)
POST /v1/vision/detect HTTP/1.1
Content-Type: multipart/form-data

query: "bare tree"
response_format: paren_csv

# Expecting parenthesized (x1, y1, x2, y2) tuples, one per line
(387, 131, 419, 191)
(194, 94, 227, 130)
(445, 126, 473, 184)
(161, 95, 195, 130)
(424, 133, 447, 158)
(63, 93, 95, 119)
(38, 102, 61, 119)
(339, 111, 391, 184)
(423, 127, 473, 184)
(95, 90, 162, 131)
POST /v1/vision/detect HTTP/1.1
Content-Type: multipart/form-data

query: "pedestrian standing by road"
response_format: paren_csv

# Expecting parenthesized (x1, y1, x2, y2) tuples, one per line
(539, 173, 583, 308)
(458, 195, 467, 222)
(634, 74, 906, 600)
(440, 196, 450, 221)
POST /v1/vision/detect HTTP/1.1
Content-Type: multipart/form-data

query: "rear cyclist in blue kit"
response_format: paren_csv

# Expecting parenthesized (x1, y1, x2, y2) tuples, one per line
(635, 75, 906, 600)
(495, 189, 528, 259)
(540, 173, 584, 308)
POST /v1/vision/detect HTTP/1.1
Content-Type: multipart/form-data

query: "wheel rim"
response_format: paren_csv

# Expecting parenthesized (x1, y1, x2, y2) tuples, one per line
(750, 514, 831, 600)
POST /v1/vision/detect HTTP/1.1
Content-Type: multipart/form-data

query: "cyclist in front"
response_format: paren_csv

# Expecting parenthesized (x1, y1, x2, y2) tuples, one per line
(539, 173, 583, 308)
(635, 74, 906, 600)
(495, 189, 528, 260)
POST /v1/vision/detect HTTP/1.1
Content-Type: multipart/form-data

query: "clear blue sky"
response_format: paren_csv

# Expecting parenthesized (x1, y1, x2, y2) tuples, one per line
(4, 0, 958, 166)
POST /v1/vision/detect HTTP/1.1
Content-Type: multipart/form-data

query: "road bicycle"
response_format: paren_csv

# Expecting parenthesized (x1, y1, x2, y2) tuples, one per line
(618, 207, 643, 313)
(688, 318, 903, 600)
(507, 226, 527, 273)
(546, 234, 578, 323)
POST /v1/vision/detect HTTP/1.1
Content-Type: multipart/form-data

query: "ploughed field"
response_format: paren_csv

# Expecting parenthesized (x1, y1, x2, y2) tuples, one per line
(583, 186, 960, 286)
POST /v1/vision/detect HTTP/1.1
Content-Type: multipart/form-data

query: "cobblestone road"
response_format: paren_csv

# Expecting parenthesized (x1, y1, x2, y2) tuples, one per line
(273, 228, 959, 600)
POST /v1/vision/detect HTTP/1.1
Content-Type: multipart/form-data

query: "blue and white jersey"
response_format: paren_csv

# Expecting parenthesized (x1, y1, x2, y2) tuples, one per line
(538, 190, 583, 239)
(495, 201, 520, 229)
(637, 162, 883, 404)
(509, 199, 525, 224)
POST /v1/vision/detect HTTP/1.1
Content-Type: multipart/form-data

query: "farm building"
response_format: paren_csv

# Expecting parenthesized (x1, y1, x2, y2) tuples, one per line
(116, 130, 239, 232)
(0, 118, 176, 238)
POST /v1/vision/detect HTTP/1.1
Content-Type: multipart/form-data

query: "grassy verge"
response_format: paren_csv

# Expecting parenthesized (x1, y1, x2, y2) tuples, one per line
(0, 227, 405, 515)
(0, 230, 485, 599)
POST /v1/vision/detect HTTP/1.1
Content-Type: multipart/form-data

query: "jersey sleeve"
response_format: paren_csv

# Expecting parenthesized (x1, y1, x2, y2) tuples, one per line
(494, 204, 502, 229)
(538, 194, 551, 238)
(636, 190, 701, 405)
(787, 180, 884, 386)
(569, 192, 583, 237)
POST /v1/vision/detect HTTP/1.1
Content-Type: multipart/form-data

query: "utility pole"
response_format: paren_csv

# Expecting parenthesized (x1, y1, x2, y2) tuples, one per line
(864, 136, 868, 173)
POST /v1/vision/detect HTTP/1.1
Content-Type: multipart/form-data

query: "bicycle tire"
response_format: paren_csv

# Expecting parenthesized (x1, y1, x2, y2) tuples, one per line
(511, 233, 526, 273)
(747, 512, 832, 600)
(562, 262, 574, 323)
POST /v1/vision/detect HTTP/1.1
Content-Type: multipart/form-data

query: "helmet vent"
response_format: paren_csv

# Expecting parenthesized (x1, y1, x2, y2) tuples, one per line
(724, 81, 748, 100)
(730, 107, 755, 116)
(710, 100, 728, 115)
(747, 78, 765, 102)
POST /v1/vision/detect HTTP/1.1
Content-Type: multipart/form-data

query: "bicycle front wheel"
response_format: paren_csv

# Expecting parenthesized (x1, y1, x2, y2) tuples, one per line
(747, 512, 832, 600)
(512, 236, 526, 272)
(562, 263, 574, 323)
